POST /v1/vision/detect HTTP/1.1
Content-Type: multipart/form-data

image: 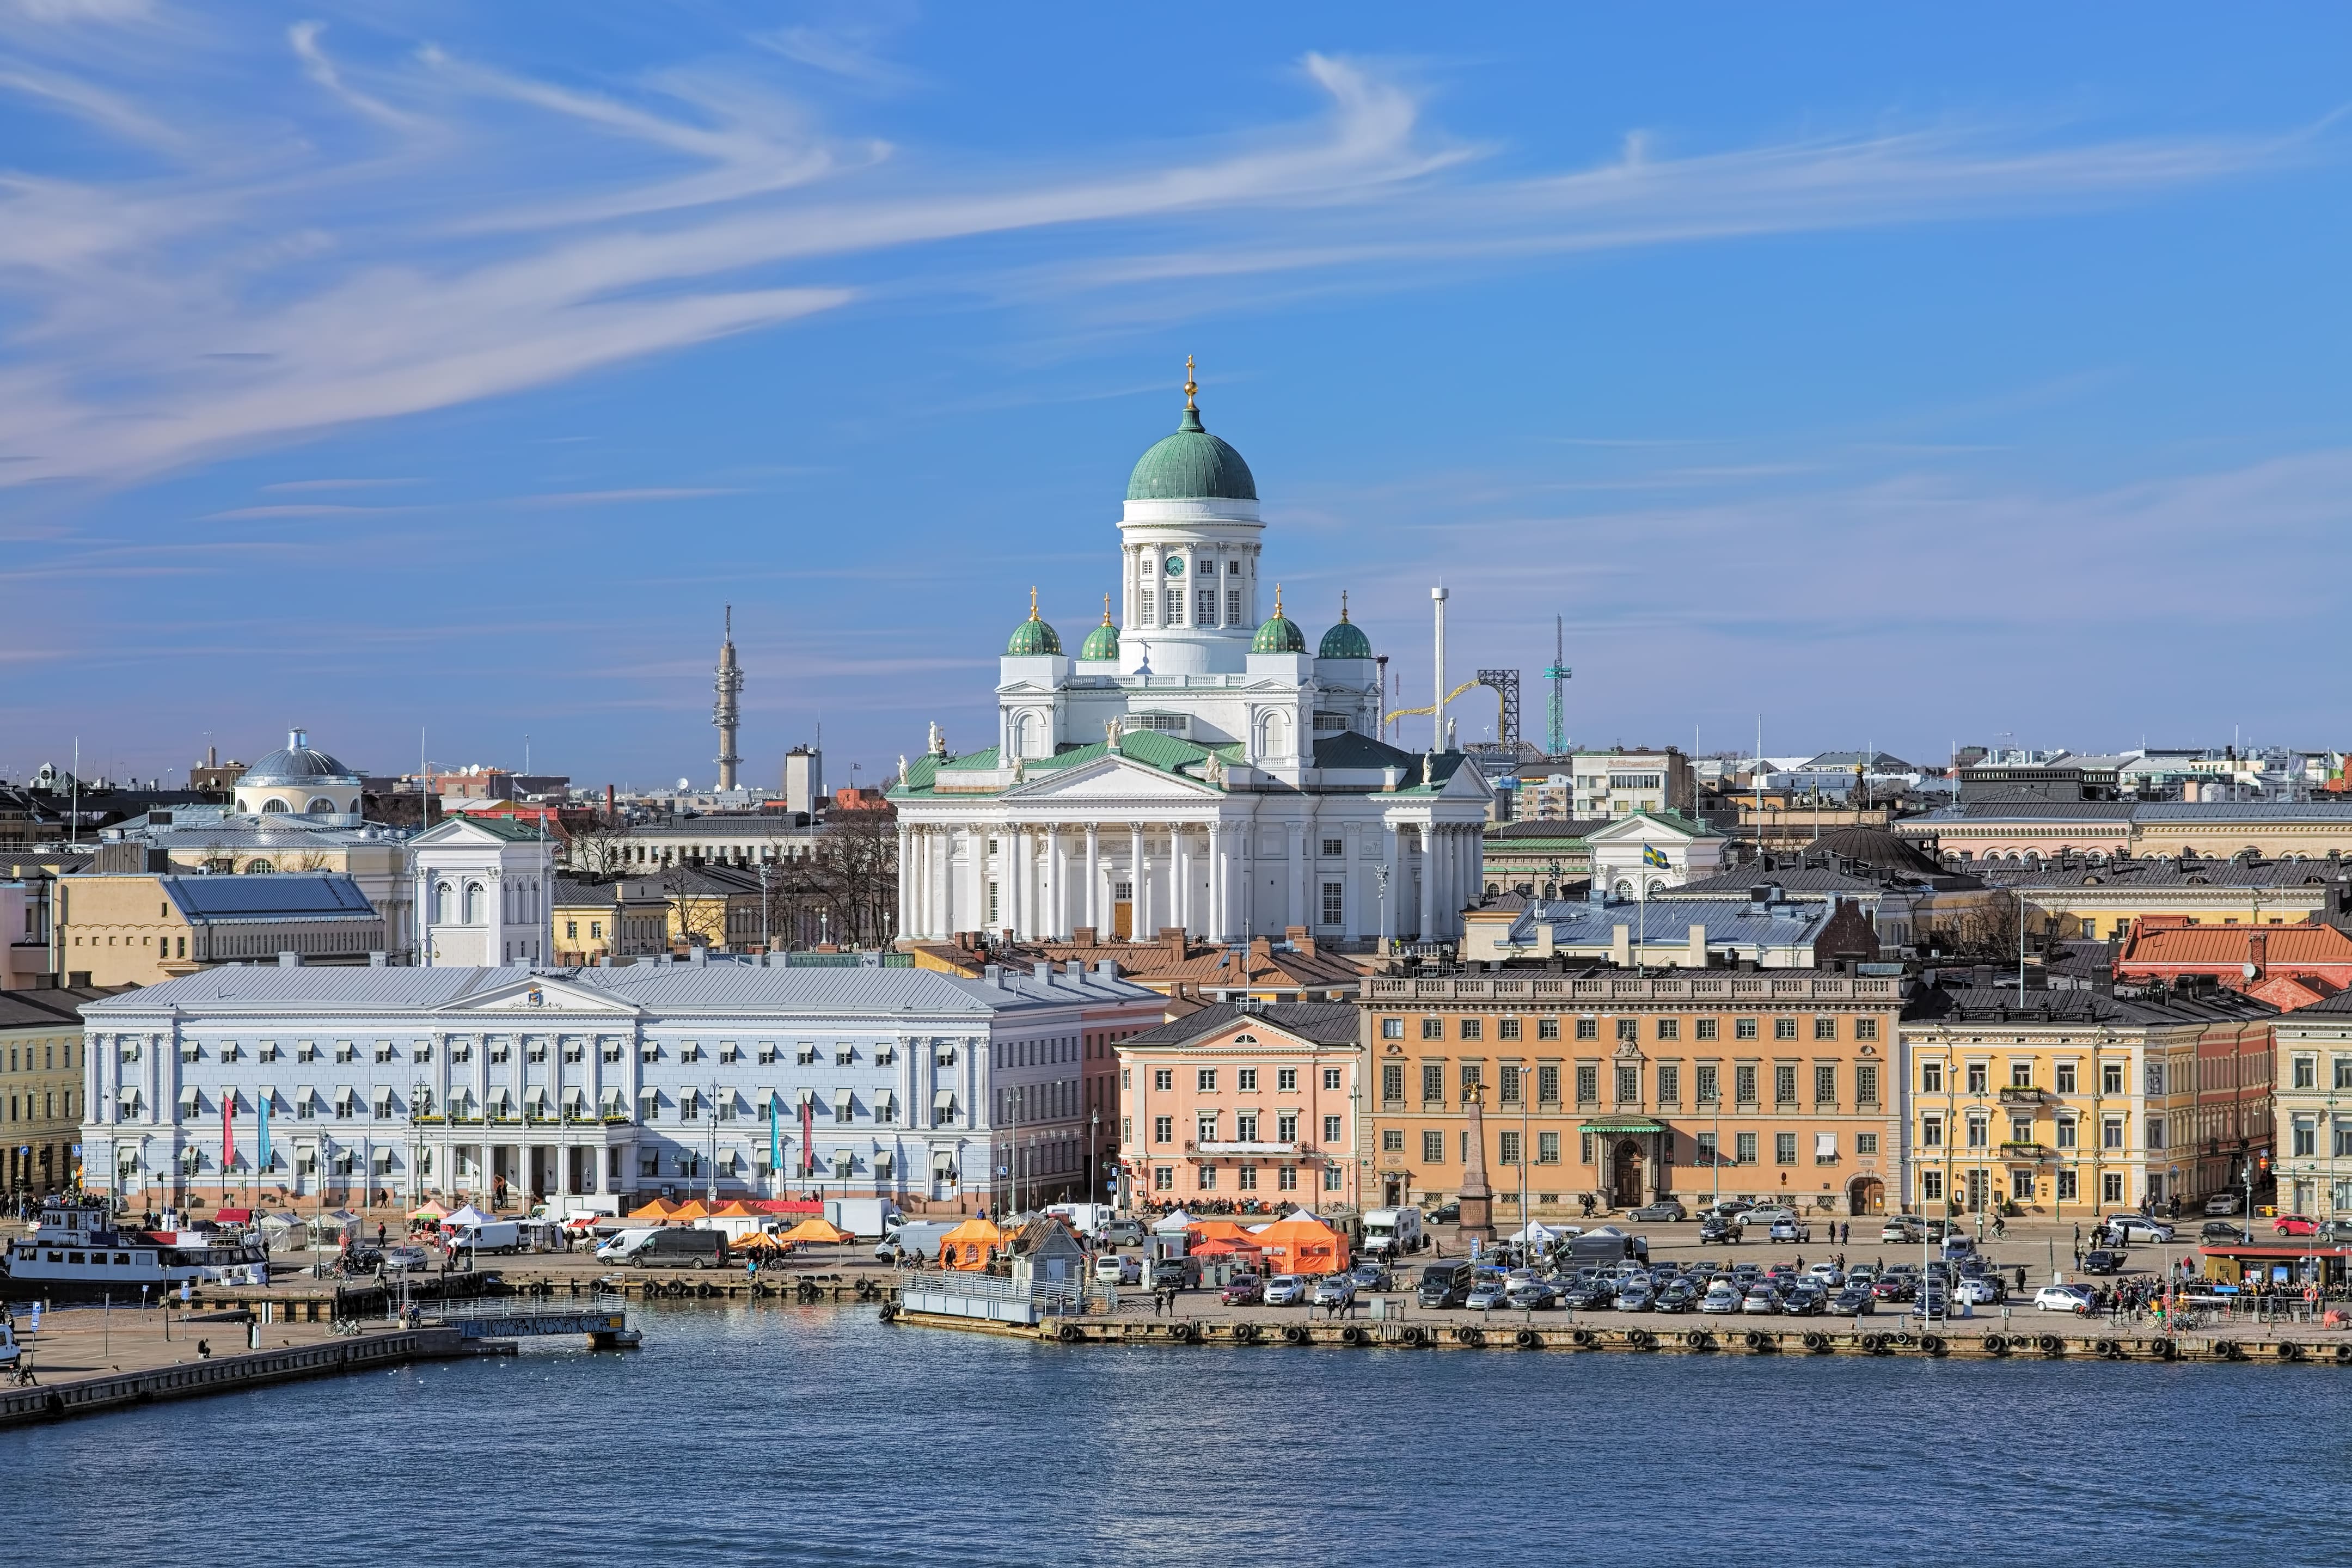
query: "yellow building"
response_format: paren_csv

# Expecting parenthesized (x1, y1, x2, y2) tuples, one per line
(1898, 982, 2274, 1217)
(1989, 857, 2342, 945)
(552, 876, 672, 964)
(1, 987, 109, 1196)
(53, 872, 385, 987)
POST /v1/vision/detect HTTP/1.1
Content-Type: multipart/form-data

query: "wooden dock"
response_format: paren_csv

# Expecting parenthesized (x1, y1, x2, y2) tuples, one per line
(0, 1324, 482, 1429)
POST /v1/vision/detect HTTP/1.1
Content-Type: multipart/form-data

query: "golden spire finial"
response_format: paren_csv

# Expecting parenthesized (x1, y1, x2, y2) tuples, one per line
(1184, 354, 1197, 411)
(1028, 585, 1039, 620)
(1101, 593, 1113, 626)
(1274, 581, 1284, 617)
(1340, 589, 1350, 622)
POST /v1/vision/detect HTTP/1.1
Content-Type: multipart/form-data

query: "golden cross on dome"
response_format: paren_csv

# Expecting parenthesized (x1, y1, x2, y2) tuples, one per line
(1274, 582, 1284, 616)
(1184, 354, 1197, 411)
(1340, 589, 1350, 622)
(1028, 586, 1039, 619)
(1101, 593, 1113, 625)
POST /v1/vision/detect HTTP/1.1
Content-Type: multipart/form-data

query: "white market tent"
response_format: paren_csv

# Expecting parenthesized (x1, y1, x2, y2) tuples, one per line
(1151, 1209, 1196, 1232)
(441, 1203, 493, 1229)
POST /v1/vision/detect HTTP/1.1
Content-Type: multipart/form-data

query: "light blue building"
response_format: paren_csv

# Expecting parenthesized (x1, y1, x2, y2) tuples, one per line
(78, 956, 1161, 1216)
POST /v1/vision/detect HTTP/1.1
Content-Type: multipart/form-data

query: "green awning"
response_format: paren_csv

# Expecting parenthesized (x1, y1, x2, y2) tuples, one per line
(1581, 1119, 1668, 1134)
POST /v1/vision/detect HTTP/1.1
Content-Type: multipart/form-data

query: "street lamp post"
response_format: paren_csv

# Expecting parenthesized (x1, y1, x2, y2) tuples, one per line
(1374, 863, 1389, 956)
(1090, 1110, 1100, 1203)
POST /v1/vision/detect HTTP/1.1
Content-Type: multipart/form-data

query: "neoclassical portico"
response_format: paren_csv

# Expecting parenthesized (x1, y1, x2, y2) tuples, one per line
(893, 374, 1491, 948)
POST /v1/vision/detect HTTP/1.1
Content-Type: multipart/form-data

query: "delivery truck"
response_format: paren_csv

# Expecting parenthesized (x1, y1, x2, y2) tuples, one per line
(826, 1197, 905, 1240)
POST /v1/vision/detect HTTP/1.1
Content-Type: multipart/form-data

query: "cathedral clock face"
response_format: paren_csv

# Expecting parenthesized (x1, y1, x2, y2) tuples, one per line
(1163, 555, 1185, 577)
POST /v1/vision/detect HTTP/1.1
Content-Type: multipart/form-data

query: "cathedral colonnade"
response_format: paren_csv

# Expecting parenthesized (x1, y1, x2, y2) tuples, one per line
(896, 816, 1478, 947)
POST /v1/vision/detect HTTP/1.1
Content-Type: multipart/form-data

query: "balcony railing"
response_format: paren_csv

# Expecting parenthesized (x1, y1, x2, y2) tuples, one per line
(1187, 1140, 1302, 1157)
(1998, 1086, 2045, 1105)
(1999, 1140, 2050, 1158)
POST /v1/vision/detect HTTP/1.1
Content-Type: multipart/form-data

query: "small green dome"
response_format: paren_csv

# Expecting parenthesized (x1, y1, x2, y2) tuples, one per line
(1318, 591, 1372, 659)
(1006, 590, 1063, 656)
(1251, 584, 1307, 654)
(1125, 370, 1256, 502)
(1080, 598, 1120, 661)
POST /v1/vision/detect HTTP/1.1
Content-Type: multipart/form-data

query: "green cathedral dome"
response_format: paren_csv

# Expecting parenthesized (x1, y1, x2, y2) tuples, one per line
(1125, 364, 1257, 502)
(1251, 585, 1308, 654)
(1318, 591, 1373, 659)
(1005, 590, 1063, 657)
(1079, 597, 1120, 661)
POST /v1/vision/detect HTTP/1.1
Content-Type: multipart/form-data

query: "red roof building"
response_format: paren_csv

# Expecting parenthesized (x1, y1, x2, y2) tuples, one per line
(2116, 916, 2352, 1010)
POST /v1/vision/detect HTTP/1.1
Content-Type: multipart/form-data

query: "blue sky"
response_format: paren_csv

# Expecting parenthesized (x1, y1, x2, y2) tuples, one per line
(4, 4, 2351, 790)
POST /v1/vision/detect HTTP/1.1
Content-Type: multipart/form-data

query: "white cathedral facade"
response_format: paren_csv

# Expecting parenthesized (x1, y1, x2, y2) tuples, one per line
(891, 373, 1490, 949)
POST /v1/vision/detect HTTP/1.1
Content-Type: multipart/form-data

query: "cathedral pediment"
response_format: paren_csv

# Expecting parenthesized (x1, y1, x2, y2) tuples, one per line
(1003, 754, 1221, 802)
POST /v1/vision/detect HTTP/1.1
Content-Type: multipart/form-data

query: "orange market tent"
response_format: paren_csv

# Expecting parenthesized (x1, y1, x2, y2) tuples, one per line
(778, 1217, 853, 1245)
(1186, 1220, 1259, 1246)
(731, 1230, 789, 1251)
(627, 1198, 681, 1221)
(1254, 1214, 1347, 1275)
(937, 1216, 1006, 1271)
(406, 1200, 450, 1221)
(1190, 1238, 1263, 1260)
(709, 1200, 762, 1218)
(667, 1200, 713, 1222)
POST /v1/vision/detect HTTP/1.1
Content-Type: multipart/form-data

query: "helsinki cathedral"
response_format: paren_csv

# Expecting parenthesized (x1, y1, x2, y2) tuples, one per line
(891, 366, 1491, 949)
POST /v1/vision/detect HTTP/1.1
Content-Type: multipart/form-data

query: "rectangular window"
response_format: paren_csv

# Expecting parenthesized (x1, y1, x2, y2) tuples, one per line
(2102, 1172, 2125, 1204)
(1154, 1068, 1173, 1091)
(1237, 1068, 1258, 1092)
(1813, 1016, 1837, 1042)
(1967, 1063, 1988, 1094)
(1695, 1065, 1719, 1104)
(1966, 1116, 1988, 1148)
(1774, 1018, 1799, 1041)
(2336, 1057, 2352, 1092)
(2102, 1117, 2124, 1150)
(1235, 1164, 1257, 1191)
(1322, 1114, 1342, 1142)
(1615, 1065, 1639, 1102)
(1322, 1068, 1341, 1091)
(1576, 1018, 1598, 1040)
(1921, 1116, 1943, 1148)
(1581, 1132, 1594, 1165)
(2011, 1115, 2035, 1144)
(1276, 1111, 1297, 1142)
(1697, 1132, 1719, 1166)
(1538, 1131, 1560, 1164)
(1228, 587, 1242, 624)
(1735, 1132, 1757, 1165)
(1276, 1067, 1297, 1092)
(1321, 883, 1344, 926)
(1922, 1170, 1944, 1201)
(1575, 1064, 1597, 1103)
(1695, 1017, 1719, 1041)
(1498, 1130, 1522, 1166)
(1815, 1065, 1837, 1105)
(1382, 1129, 1405, 1153)
(2102, 1063, 2124, 1094)
(1773, 1065, 1797, 1105)
(2292, 1119, 2316, 1157)
(1855, 1132, 1879, 1155)
(1381, 1018, 1405, 1039)
(2011, 1061, 2036, 1088)
(1197, 586, 1217, 625)
(1537, 1064, 1560, 1104)
(2294, 1056, 2318, 1090)
(2055, 1118, 2077, 1149)
(1657, 1065, 1680, 1105)
(1499, 1065, 1522, 1105)
(1734, 1064, 1757, 1104)
(1197, 1068, 1217, 1092)
(1856, 1064, 1879, 1106)
(1655, 1018, 1680, 1042)
(1538, 1017, 1560, 1041)
(2146, 1116, 2165, 1150)
(2056, 1062, 2078, 1094)
(1854, 1018, 1878, 1042)
(1422, 1017, 1444, 1041)
(1381, 1064, 1404, 1102)
(1154, 1116, 1172, 1144)
(1498, 1016, 1522, 1041)
(1422, 1064, 1443, 1102)
(1460, 1018, 1483, 1042)
(1140, 588, 1155, 623)
(1615, 1018, 1638, 1044)
(1922, 1061, 1943, 1092)
(1197, 1115, 1218, 1144)
(1775, 1132, 1797, 1165)
(1422, 1130, 1444, 1163)
(1459, 1064, 1483, 1098)
(2056, 1169, 2079, 1201)
(1735, 1018, 1758, 1041)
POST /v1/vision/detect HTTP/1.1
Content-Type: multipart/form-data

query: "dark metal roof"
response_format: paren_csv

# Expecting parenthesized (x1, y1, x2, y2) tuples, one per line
(1121, 1001, 1359, 1048)
(161, 873, 376, 921)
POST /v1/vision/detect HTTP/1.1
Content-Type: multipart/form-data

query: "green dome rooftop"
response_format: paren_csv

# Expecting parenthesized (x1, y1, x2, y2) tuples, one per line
(1006, 589, 1063, 657)
(1125, 365, 1256, 503)
(1079, 597, 1120, 661)
(1318, 591, 1372, 659)
(1251, 585, 1307, 654)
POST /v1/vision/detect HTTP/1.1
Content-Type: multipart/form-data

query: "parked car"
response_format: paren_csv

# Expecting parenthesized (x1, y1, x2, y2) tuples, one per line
(2035, 1283, 2096, 1314)
(2274, 1214, 2319, 1238)
(1698, 1216, 1738, 1246)
(1309, 1276, 1357, 1310)
(1736, 1205, 1798, 1231)
(1220, 1274, 1264, 1306)
(1614, 1277, 1656, 1312)
(1095, 1254, 1142, 1286)
(2106, 1213, 2175, 1244)
(381, 1245, 429, 1271)
(1263, 1275, 1309, 1306)
(1466, 1279, 1510, 1312)
(1700, 1281, 1745, 1314)
(1955, 1276, 2004, 1306)
(2203, 1192, 2242, 1216)
(1100, 1219, 1147, 1247)
(1417, 1260, 1474, 1309)
(1767, 1220, 1812, 1244)
(1699, 1199, 1755, 1220)
(1626, 1200, 1687, 1222)
(1348, 1263, 1394, 1293)
(2197, 1222, 2250, 1244)
(1504, 1280, 1558, 1311)
(1879, 1216, 1924, 1243)
(1560, 1280, 1614, 1311)
(1654, 1279, 1698, 1313)
(1739, 1285, 1781, 1315)
(1782, 1287, 1828, 1317)
(1431, 1202, 1462, 1225)
(2318, 1220, 2352, 1245)
(1872, 1275, 1916, 1303)
(1830, 1285, 1877, 1316)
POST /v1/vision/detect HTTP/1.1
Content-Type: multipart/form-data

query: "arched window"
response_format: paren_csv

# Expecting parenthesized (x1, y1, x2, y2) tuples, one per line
(1015, 712, 1043, 758)
(464, 882, 483, 923)
(434, 882, 452, 923)
(1258, 709, 1291, 759)
(306, 797, 335, 815)
(245, 859, 274, 874)
(260, 798, 289, 813)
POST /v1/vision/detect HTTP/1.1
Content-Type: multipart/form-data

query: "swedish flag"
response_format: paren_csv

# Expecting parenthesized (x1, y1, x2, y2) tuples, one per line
(1642, 844, 1669, 869)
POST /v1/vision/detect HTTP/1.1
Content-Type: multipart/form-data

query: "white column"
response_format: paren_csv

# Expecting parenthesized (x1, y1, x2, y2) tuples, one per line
(1045, 825, 1064, 940)
(1205, 823, 1225, 942)
(934, 828, 953, 938)
(1084, 824, 1100, 934)
(1417, 821, 1434, 941)
(1010, 827, 1029, 940)
(1175, 826, 1193, 936)
(896, 824, 915, 942)
(1129, 823, 1148, 937)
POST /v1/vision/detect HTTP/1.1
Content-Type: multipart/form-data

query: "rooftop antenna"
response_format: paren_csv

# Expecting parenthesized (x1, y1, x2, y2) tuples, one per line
(1543, 615, 1572, 756)
(713, 605, 743, 792)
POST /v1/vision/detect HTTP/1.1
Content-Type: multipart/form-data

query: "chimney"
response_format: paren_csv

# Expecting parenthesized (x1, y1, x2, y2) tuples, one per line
(983, 963, 1002, 987)
(1094, 960, 1117, 979)
(1610, 923, 1633, 969)
(1687, 923, 1707, 968)
(277, 951, 300, 967)
(368, 950, 387, 967)
(2247, 930, 2267, 979)
(1162, 926, 1187, 963)
(1072, 926, 1097, 947)
(1033, 961, 1052, 984)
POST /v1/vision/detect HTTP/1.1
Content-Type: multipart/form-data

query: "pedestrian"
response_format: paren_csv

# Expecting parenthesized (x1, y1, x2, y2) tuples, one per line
(2015, 1264, 2026, 1292)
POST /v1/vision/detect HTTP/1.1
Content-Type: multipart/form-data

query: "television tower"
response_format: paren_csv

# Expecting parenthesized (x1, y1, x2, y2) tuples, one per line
(1543, 615, 1572, 756)
(713, 605, 743, 791)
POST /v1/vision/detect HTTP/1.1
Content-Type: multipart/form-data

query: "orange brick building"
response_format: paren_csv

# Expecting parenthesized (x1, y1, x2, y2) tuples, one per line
(2115, 916, 2352, 1010)
(1356, 969, 1907, 1221)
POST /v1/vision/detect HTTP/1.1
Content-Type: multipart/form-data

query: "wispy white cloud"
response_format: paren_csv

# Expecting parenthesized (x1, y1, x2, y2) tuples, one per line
(0, 19, 2323, 501)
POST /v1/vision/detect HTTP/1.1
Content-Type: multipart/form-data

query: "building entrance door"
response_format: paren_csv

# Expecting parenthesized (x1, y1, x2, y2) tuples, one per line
(1965, 1168, 1989, 1213)
(1382, 1177, 1406, 1208)
(1846, 1176, 1884, 1215)
(1112, 884, 1132, 940)
(1612, 1140, 1644, 1206)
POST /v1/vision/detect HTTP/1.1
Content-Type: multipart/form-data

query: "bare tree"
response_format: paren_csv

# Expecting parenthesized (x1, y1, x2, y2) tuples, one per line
(756, 795, 899, 948)
(562, 807, 633, 877)
(1930, 890, 2026, 961)
(657, 861, 728, 950)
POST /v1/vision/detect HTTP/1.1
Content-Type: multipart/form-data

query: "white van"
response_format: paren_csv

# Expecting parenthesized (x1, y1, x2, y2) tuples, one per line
(1094, 1254, 1141, 1285)
(1363, 1206, 1425, 1255)
(595, 1228, 659, 1262)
